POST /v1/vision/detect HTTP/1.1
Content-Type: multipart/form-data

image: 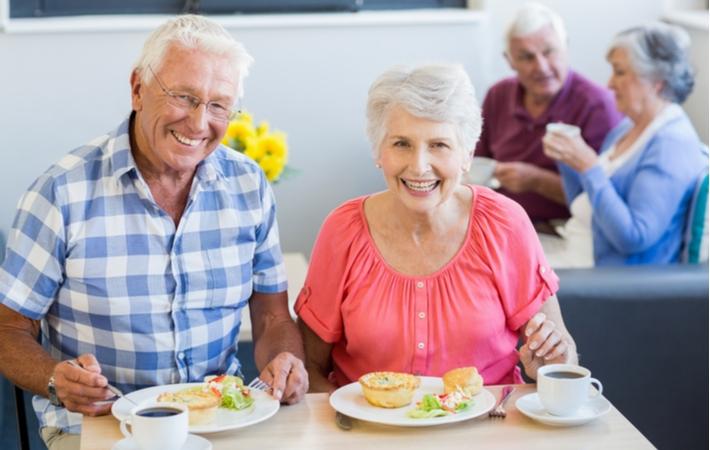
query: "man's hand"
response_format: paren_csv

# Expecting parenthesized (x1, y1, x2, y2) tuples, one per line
(519, 312, 573, 380)
(258, 352, 308, 405)
(494, 161, 541, 193)
(52, 353, 114, 416)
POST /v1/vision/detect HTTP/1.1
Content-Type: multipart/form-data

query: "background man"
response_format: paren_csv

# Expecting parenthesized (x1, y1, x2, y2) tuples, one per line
(476, 2, 621, 230)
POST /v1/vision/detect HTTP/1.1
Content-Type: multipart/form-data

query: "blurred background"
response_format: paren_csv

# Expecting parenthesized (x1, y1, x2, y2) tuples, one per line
(0, 0, 707, 259)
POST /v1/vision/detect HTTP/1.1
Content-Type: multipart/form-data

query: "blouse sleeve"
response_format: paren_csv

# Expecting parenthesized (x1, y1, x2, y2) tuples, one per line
(473, 190, 559, 331)
(295, 202, 360, 343)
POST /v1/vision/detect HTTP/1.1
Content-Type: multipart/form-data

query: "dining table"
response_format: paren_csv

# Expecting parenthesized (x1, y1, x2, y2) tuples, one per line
(80, 384, 654, 450)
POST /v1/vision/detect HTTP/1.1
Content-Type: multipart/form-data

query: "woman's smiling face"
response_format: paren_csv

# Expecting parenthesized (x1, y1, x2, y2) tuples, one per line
(376, 105, 470, 214)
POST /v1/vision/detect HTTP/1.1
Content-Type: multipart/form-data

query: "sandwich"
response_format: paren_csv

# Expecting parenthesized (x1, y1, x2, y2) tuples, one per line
(442, 366, 483, 397)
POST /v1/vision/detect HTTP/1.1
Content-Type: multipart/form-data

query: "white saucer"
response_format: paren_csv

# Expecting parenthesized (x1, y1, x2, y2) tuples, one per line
(515, 393, 611, 427)
(112, 433, 212, 450)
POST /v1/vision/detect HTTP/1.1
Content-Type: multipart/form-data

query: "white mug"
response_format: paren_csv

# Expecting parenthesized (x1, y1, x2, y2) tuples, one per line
(537, 364, 603, 416)
(466, 156, 497, 185)
(545, 122, 581, 138)
(120, 401, 189, 450)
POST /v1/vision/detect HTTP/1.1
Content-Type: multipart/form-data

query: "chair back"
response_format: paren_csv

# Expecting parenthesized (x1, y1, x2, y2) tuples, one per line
(681, 171, 709, 263)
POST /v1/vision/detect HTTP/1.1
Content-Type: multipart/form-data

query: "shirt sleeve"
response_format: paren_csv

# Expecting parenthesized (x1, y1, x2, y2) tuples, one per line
(294, 207, 354, 343)
(251, 173, 287, 293)
(0, 175, 66, 320)
(475, 92, 494, 159)
(474, 191, 559, 332)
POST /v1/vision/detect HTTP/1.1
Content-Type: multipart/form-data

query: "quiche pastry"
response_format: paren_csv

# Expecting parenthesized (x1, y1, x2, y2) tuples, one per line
(157, 388, 220, 425)
(442, 367, 483, 397)
(358, 371, 420, 408)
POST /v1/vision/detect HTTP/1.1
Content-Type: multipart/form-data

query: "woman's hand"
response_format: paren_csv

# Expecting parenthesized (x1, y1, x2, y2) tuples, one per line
(542, 132, 598, 173)
(519, 307, 577, 380)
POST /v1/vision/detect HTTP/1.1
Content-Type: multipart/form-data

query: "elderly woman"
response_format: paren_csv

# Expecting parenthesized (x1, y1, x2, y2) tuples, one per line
(295, 64, 578, 393)
(541, 23, 708, 267)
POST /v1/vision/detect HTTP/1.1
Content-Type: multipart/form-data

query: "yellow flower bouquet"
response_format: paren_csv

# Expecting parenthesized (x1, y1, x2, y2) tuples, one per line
(221, 111, 289, 183)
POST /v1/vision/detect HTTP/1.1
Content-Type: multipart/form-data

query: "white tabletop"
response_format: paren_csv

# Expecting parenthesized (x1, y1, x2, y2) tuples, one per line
(80, 385, 654, 450)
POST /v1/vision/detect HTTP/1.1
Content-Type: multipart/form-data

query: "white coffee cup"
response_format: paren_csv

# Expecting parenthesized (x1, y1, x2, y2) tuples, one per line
(120, 401, 189, 450)
(545, 122, 581, 138)
(466, 156, 497, 185)
(537, 364, 603, 416)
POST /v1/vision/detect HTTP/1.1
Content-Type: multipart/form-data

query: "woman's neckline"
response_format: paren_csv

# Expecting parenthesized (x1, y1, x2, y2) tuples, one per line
(358, 184, 477, 281)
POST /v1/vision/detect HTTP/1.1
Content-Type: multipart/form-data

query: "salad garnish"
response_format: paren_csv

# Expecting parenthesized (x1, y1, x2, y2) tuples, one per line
(407, 388, 472, 419)
(204, 374, 255, 410)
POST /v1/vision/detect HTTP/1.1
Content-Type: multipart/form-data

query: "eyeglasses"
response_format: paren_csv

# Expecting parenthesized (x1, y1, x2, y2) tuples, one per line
(148, 66, 238, 122)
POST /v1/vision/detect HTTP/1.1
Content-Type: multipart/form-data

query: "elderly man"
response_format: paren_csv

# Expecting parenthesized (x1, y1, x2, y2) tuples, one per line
(0, 15, 307, 450)
(476, 3, 621, 229)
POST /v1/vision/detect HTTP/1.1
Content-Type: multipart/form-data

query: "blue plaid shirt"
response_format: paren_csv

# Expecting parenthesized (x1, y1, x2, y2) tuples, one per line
(0, 116, 287, 433)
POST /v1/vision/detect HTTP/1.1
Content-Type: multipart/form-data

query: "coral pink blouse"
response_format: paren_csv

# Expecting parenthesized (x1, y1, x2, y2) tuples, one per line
(295, 186, 558, 387)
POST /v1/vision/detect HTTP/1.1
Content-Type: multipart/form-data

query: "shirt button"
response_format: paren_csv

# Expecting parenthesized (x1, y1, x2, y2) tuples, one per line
(418, 312, 426, 319)
(416, 281, 424, 289)
(417, 342, 425, 350)
(540, 266, 547, 274)
(178, 352, 185, 360)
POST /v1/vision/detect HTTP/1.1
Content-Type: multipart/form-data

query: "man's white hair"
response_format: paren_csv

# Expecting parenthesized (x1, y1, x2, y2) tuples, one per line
(133, 14, 254, 98)
(505, 2, 568, 53)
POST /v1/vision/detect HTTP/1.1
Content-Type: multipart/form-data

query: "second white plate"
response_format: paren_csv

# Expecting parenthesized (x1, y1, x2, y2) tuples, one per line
(329, 376, 495, 427)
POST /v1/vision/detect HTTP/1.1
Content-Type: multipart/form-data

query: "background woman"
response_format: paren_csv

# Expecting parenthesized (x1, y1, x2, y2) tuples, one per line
(541, 22, 707, 267)
(295, 64, 577, 392)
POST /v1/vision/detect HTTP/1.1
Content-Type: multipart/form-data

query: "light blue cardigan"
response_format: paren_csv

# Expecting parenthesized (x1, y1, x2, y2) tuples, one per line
(558, 109, 708, 265)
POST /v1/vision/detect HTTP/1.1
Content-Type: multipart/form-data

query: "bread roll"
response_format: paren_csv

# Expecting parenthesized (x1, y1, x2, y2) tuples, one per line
(359, 372, 420, 408)
(442, 367, 483, 397)
(157, 389, 220, 425)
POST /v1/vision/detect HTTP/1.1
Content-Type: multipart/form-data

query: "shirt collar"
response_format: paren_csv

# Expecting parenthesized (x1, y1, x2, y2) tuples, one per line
(513, 70, 575, 124)
(107, 113, 225, 185)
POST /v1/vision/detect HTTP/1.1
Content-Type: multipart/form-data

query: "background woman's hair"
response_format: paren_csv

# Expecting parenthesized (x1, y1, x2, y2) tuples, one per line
(608, 22, 694, 103)
(133, 14, 254, 98)
(365, 64, 482, 156)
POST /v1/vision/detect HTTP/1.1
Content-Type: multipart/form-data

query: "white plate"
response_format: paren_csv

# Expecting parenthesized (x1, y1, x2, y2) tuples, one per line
(515, 392, 611, 427)
(329, 376, 496, 427)
(111, 383, 279, 434)
(112, 433, 212, 450)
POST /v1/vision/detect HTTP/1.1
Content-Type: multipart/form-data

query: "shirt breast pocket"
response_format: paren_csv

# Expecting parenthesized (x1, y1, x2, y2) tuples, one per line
(183, 246, 249, 310)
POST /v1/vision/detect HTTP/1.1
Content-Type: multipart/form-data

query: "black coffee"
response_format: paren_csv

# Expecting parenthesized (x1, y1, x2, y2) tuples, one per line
(546, 371, 584, 379)
(136, 407, 182, 418)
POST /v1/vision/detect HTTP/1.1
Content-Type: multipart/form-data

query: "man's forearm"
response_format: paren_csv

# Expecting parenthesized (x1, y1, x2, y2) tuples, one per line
(0, 308, 57, 396)
(253, 317, 305, 371)
(532, 169, 567, 205)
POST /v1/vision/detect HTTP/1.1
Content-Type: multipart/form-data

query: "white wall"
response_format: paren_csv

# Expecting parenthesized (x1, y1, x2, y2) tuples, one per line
(0, 12, 489, 257)
(0, 2, 707, 259)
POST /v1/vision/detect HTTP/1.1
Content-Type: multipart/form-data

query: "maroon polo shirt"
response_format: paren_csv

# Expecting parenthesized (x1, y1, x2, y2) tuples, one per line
(476, 70, 622, 222)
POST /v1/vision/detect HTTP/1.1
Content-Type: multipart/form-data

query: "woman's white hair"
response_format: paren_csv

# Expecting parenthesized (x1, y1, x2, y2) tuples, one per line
(505, 2, 567, 53)
(365, 64, 482, 157)
(607, 22, 694, 103)
(133, 14, 254, 98)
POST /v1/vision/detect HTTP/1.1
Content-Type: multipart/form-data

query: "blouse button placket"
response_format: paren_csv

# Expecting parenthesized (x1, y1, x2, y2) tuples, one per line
(413, 279, 428, 374)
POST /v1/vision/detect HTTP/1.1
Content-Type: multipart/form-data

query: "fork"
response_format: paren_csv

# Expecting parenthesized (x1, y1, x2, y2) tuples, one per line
(66, 359, 138, 406)
(247, 377, 272, 392)
(489, 386, 515, 418)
